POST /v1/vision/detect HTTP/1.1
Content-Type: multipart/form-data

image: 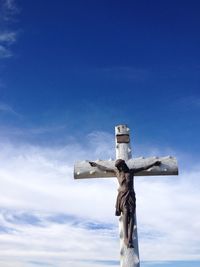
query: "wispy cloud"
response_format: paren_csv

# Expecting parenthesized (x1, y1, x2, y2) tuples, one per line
(97, 66, 150, 82)
(0, 44, 12, 58)
(137, 172, 200, 261)
(1, 0, 19, 20)
(0, 102, 21, 116)
(0, 31, 17, 44)
(178, 96, 200, 109)
(0, 0, 19, 58)
(4, 0, 16, 10)
(0, 209, 118, 267)
(0, 32, 18, 58)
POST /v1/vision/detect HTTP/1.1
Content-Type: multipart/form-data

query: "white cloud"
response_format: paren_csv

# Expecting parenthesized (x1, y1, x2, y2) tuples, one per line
(0, 45, 12, 58)
(0, 0, 19, 59)
(1, 0, 19, 19)
(0, 134, 117, 221)
(0, 210, 118, 267)
(4, 0, 16, 10)
(0, 32, 18, 58)
(136, 172, 200, 261)
(0, 132, 199, 265)
(0, 32, 17, 44)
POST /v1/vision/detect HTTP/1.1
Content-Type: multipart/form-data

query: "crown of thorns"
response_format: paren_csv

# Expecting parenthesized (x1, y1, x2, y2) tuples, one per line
(115, 159, 125, 167)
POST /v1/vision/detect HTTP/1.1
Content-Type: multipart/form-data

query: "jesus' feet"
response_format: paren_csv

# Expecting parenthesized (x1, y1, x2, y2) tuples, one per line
(124, 238, 134, 248)
(127, 241, 134, 248)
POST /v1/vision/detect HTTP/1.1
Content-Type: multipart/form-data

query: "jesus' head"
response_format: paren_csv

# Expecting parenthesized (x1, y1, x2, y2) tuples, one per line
(115, 159, 129, 172)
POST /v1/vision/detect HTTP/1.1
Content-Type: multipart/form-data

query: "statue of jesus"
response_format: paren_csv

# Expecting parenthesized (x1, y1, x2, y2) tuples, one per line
(89, 159, 161, 248)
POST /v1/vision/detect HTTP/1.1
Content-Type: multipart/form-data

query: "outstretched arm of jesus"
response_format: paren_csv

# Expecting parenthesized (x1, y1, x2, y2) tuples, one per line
(133, 160, 161, 174)
(89, 161, 116, 173)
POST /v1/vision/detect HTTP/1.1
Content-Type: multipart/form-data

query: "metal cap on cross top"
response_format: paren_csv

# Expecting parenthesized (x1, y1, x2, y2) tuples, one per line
(115, 124, 132, 162)
(116, 125, 130, 144)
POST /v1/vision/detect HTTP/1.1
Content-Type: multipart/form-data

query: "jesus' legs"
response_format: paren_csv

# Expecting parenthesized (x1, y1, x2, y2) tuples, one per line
(127, 212, 134, 248)
(122, 209, 129, 246)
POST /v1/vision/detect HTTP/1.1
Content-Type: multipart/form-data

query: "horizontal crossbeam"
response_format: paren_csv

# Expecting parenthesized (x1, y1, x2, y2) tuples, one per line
(74, 156, 178, 179)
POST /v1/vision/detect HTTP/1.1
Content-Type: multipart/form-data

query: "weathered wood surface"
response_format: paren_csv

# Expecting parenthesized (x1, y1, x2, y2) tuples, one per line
(74, 156, 178, 179)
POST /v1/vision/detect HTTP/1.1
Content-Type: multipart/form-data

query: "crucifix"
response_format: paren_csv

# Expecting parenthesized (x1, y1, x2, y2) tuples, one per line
(74, 124, 178, 267)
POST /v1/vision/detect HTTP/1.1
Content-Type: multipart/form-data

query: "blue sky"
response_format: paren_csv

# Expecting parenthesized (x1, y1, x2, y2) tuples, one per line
(0, 1, 200, 267)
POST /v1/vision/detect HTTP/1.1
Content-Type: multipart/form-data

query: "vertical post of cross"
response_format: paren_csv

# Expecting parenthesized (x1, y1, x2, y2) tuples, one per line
(115, 125, 140, 267)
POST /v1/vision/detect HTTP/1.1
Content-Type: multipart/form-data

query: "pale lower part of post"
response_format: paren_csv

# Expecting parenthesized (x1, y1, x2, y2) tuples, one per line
(119, 213, 140, 267)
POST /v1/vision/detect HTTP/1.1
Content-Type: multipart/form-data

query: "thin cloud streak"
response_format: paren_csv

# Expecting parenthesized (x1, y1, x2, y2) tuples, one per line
(179, 96, 200, 109)
(0, 31, 17, 44)
(0, 0, 19, 58)
(0, 102, 20, 116)
(0, 45, 12, 58)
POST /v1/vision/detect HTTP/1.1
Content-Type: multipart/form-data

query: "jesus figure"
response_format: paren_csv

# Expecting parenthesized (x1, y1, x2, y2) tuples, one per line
(89, 159, 161, 248)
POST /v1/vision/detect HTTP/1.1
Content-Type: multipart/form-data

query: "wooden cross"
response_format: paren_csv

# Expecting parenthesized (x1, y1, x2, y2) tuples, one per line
(74, 124, 178, 267)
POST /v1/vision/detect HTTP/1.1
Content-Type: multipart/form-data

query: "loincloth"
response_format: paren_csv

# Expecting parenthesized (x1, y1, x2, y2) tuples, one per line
(115, 190, 136, 216)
